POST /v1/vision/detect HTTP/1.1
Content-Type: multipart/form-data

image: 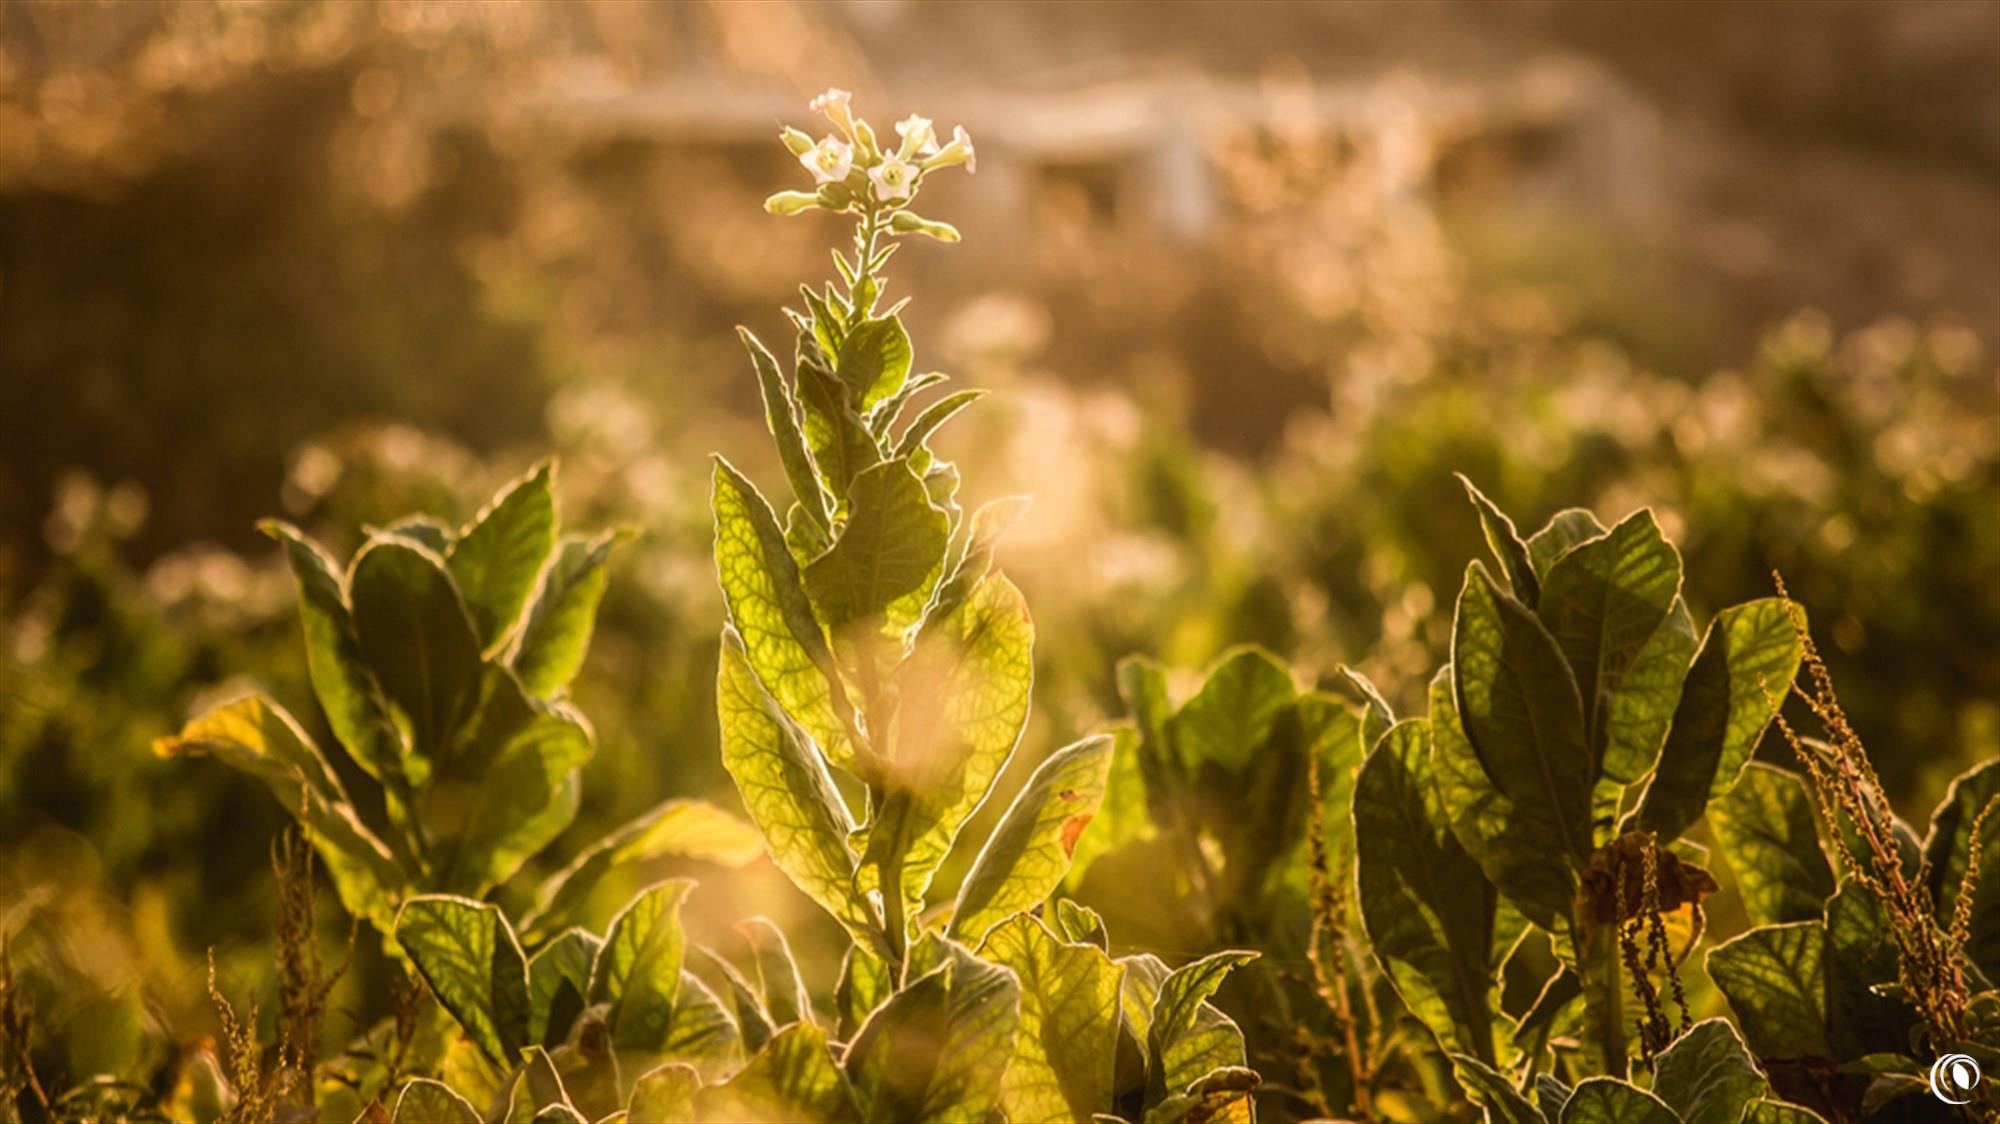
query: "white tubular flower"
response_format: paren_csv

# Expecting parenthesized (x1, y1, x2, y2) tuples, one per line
(800, 135, 854, 185)
(894, 114, 939, 159)
(809, 87, 855, 138)
(923, 125, 976, 174)
(868, 156, 919, 202)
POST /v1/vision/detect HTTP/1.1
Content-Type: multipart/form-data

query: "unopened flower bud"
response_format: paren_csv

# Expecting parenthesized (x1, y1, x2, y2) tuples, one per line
(764, 190, 821, 216)
(808, 87, 855, 138)
(779, 126, 817, 157)
(890, 210, 961, 242)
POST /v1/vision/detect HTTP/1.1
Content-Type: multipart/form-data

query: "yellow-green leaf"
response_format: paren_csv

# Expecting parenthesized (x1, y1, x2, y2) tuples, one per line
(1709, 763, 1834, 926)
(948, 734, 1113, 944)
(627, 1063, 699, 1124)
(520, 798, 763, 943)
(512, 529, 626, 698)
(740, 326, 829, 532)
(978, 914, 1124, 1123)
(844, 944, 1020, 1123)
(695, 1023, 860, 1124)
(395, 895, 531, 1067)
(1601, 597, 1695, 784)
(588, 880, 694, 1052)
(1652, 1018, 1765, 1124)
(1706, 922, 1831, 1060)
(448, 461, 557, 651)
(1558, 1077, 1678, 1124)
(349, 536, 484, 760)
(392, 1079, 480, 1124)
(803, 459, 948, 628)
(527, 929, 600, 1050)
(1149, 950, 1257, 1098)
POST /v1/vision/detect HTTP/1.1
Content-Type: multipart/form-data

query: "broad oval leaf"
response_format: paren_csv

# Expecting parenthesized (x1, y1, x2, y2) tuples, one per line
(1709, 763, 1834, 926)
(395, 895, 531, 1067)
(1706, 922, 1832, 1060)
(978, 914, 1124, 1123)
(1354, 718, 1501, 1064)
(695, 1022, 861, 1124)
(844, 943, 1021, 1124)
(948, 734, 1113, 944)
(392, 1078, 481, 1124)
(716, 629, 873, 941)
(1148, 950, 1258, 1098)
(1167, 647, 1296, 773)
(448, 461, 557, 651)
(836, 315, 913, 412)
(1558, 1077, 1679, 1124)
(1638, 598, 1805, 843)
(588, 880, 695, 1052)
(803, 458, 948, 628)
(627, 1063, 699, 1124)
(1452, 561, 1593, 863)
(1601, 597, 1696, 784)
(1652, 1018, 1765, 1124)
(349, 536, 484, 760)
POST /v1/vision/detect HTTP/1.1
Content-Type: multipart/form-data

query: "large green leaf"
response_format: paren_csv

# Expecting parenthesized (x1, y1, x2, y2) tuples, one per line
(1923, 759, 2000, 977)
(877, 572, 1034, 908)
(795, 333, 880, 498)
(1652, 1019, 1765, 1124)
(1526, 508, 1609, 579)
(835, 315, 913, 412)
(395, 896, 531, 1067)
(1601, 597, 1695, 784)
(1709, 763, 1834, 926)
(1452, 562, 1594, 864)
(712, 458, 858, 774)
(1639, 599, 1805, 842)
(844, 943, 1021, 1124)
(448, 461, 557, 651)
(1557, 1077, 1678, 1124)
(716, 630, 874, 941)
(262, 520, 411, 790)
(736, 918, 814, 1031)
(627, 1063, 699, 1124)
(696, 1022, 860, 1124)
(349, 536, 484, 760)
(1822, 881, 1904, 1060)
(1354, 718, 1500, 1064)
(1167, 647, 1296, 773)
(431, 672, 593, 895)
(802, 459, 948, 628)
(1458, 475, 1541, 607)
(588, 880, 694, 1052)
(1429, 665, 1578, 931)
(1449, 1053, 1547, 1124)
(1706, 922, 1831, 1060)
(740, 326, 829, 531)
(526, 930, 599, 1054)
(1148, 950, 1258, 1098)
(1065, 727, 1151, 891)
(660, 972, 745, 1077)
(978, 915, 1124, 1123)
(502, 1046, 575, 1124)
(512, 529, 626, 698)
(948, 734, 1113, 944)
(155, 695, 404, 929)
(1535, 510, 1680, 767)
(393, 1078, 481, 1124)
(520, 798, 763, 942)
(834, 944, 893, 1040)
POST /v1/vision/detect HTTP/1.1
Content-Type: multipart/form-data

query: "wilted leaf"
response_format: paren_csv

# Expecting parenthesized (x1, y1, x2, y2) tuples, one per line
(979, 915, 1124, 1123)
(395, 896, 531, 1067)
(520, 798, 763, 942)
(1709, 763, 1834, 926)
(528, 929, 600, 1050)
(803, 459, 948, 628)
(448, 461, 557, 650)
(949, 734, 1113, 943)
(1652, 1018, 1765, 1124)
(716, 630, 873, 941)
(1557, 1077, 1678, 1124)
(696, 1022, 861, 1124)
(588, 880, 694, 1052)
(1639, 599, 1805, 842)
(1354, 718, 1501, 1064)
(1707, 922, 1831, 1060)
(513, 529, 626, 698)
(844, 944, 1021, 1123)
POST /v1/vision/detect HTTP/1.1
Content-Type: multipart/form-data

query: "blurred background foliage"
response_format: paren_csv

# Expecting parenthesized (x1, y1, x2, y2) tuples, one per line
(2, 0, 1996, 1109)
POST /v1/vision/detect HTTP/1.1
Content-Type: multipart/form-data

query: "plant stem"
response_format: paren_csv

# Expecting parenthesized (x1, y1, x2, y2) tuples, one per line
(1579, 917, 1628, 1079)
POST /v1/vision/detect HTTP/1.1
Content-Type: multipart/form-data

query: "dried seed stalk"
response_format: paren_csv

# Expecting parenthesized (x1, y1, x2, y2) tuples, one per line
(1305, 751, 1374, 1119)
(1, 934, 53, 1117)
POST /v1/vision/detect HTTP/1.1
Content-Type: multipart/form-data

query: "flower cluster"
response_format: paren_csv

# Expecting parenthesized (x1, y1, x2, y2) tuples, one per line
(764, 87, 973, 242)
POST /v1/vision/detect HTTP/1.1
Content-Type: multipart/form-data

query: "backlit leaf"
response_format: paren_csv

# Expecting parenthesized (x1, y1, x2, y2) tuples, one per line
(836, 315, 913, 411)
(431, 672, 593, 895)
(1167, 647, 1295, 772)
(392, 1079, 480, 1124)
(627, 1063, 699, 1124)
(844, 943, 1021, 1123)
(1652, 1018, 1765, 1124)
(979, 915, 1124, 1122)
(740, 326, 829, 531)
(349, 536, 483, 759)
(1706, 922, 1831, 1060)
(803, 459, 948, 628)
(395, 895, 531, 1067)
(513, 529, 626, 698)
(1922, 759, 2000, 978)
(1557, 1077, 1678, 1124)
(1601, 597, 1695, 784)
(1526, 508, 1609, 579)
(1149, 950, 1257, 1097)
(448, 461, 557, 651)
(1709, 763, 1834, 926)
(949, 734, 1113, 944)
(738, 917, 814, 1030)
(1449, 1052, 1547, 1124)
(1457, 475, 1540, 607)
(527, 929, 600, 1050)
(588, 880, 694, 1052)
(696, 1022, 860, 1124)
(520, 798, 763, 942)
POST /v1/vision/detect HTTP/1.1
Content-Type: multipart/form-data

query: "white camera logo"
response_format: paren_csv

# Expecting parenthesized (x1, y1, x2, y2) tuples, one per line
(1930, 1053, 1982, 1105)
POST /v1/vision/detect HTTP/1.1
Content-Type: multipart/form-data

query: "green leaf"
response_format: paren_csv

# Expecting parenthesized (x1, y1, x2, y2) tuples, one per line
(1822, 880, 1903, 1059)
(716, 630, 874, 940)
(660, 972, 744, 1076)
(1354, 718, 1501, 1064)
(1457, 475, 1540, 607)
(1652, 1019, 1765, 1124)
(1741, 1099, 1831, 1124)
(1168, 647, 1296, 772)
(1332, 664, 1396, 747)
(740, 326, 829, 531)
(1639, 599, 1805, 842)
(448, 461, 557, 651)
(1066, 725, 1154, 891)
(155, 695, 404, 930)
(844, 944, 1021, 1124)
(1149, 950, 1258, 1097)
(588, 880, 694, 1052)
(520, 798, 763, 942)
(527, 929, 600, 1049)
(1708, 764, 1834, 926)
(836, 315, 913, 411)
(261, 521, 411, 791)
(697, 1022, 860, 1124)
(796, 333, 880, 498)
(1449, 1052, 1547, 1124)
(1055, 899, 1110, 950)
(877, 572, 1035, 908)
(349, 536, 484, 759)
(1601, 597, 1696, 784)
(949, 734, 1113, 943)
(803, 459, 948, 628)
(1535, 510, 1680, 767)
(834, 945, 892, 1040)
(502, 1046, 574, 1124)
(627, 1063, 699, 1124)
(1452, 562, 1594, 862)
(712, 458, 859, 774)
(892, 389, 985, 459)
(377, 514, 454, 554)
(1557, 1077, 1678, 1124)
(512, 530, 626, 698)
(699, 944, 775, 1054)
(1923, 759, 2000, 977)
(978, 915, 1124, 1123)
(738, 917, 814, 1029)
(431, 673, 593, 895)
(1430, 664, 1578, 931)
(1526, 508, 1609, 579)
(395, 896, 531, 1067)
(392, 1078, 481, 1124)
(1706, 922, 1831, 1059)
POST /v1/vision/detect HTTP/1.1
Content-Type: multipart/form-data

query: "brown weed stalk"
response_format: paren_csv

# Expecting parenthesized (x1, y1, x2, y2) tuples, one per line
(1, 934, 54, 1119)
(1304, 751, 1379, 1119)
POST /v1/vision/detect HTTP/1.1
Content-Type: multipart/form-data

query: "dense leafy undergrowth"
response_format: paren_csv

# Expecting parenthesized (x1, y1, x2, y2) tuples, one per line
(5, 94, 1997, 1124)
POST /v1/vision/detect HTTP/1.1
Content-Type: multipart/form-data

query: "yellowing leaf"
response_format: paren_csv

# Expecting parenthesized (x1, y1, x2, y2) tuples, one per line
(978, 914, 1123, 1123)
(948, 734, 1113, 944)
